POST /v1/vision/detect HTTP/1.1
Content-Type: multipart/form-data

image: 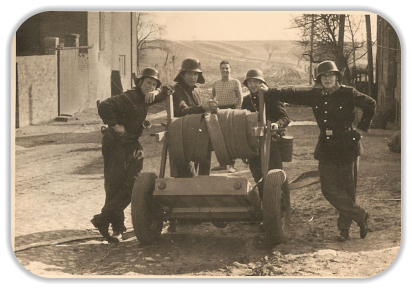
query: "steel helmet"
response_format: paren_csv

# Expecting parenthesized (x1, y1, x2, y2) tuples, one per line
(174, 58, 205, 84)
(135, 67, 162, 88)
(314, 60, 342, 84)
(243, 69, 267, 87)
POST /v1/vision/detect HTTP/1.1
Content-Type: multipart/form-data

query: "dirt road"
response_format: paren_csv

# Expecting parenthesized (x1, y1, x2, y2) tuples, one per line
(12, 105, 402, 278)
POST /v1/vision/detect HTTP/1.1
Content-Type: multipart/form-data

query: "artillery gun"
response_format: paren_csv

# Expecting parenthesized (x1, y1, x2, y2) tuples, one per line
(131, 92, 292, 247)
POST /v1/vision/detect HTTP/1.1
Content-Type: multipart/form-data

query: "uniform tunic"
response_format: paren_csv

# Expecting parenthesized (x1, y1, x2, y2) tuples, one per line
(172, 81, 211, 177)
(173, 82, 204, 117)
(93, 86, 168, 230)
(265, 85, 376, 230)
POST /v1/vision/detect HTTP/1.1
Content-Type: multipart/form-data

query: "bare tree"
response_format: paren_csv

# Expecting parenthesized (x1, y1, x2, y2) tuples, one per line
(158, 40, 181, 69)
(263, 41, 279, 61)
(135, 12, 166, 73)
(347, 15, 365, 69)
(291, 14, 366, 84)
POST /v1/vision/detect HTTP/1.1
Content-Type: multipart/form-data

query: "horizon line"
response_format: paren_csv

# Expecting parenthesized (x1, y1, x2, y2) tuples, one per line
(165, 39, 299, 42)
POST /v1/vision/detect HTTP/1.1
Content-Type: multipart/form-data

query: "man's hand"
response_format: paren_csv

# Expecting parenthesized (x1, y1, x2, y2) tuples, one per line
(112, 124, 126, 136)
(271, 123, 279, 130)
(145, 89, 160, 103)
(258, 83, 269, 92)
(202, 100, 219, 113)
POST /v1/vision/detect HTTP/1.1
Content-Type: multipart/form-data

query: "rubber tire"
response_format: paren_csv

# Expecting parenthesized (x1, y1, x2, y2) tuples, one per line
(131, 173, 163, 244)
(262, 169, 291, 246)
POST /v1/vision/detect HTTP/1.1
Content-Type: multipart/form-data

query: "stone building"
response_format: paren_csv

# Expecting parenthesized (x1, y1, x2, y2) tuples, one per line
(15, 11, 137, 127)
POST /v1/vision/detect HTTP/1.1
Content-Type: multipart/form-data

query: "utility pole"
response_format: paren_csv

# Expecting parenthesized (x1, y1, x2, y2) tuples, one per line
(365, 15, 374, 96)
(309, 14, 315, 84)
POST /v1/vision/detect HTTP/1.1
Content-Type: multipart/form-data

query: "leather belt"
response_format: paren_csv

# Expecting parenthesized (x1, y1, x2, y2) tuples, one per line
(322, 127, 351, 136)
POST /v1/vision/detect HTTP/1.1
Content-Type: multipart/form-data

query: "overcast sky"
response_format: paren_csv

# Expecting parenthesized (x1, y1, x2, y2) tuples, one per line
(150, 11, 377, 41)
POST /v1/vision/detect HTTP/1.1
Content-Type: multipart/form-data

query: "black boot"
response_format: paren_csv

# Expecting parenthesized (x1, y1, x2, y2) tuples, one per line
(111, 224, 126, 242)
(359, 212, 369, 239)
(91, 216, 111, 240)
(167, 219, 176, 233)
(337, 229, 351, 242)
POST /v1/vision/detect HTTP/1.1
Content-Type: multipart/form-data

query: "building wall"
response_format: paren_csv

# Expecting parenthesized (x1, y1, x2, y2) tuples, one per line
(15, 11, 135, 127)
(110, 12, 134, 90)
(77, 53, 90, 110)
(87, 11, 133, 106)
(16, 55, 58, 127)
(376, 16, 401, 124)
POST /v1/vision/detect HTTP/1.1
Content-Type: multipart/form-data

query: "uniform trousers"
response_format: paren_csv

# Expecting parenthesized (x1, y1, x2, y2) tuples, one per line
(318, 157, 366, 230)
(93, 134, 144, 230)
(173, 151, 212, 178)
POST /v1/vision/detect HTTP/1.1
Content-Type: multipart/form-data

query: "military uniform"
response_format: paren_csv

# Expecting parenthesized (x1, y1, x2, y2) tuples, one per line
(173, 82, 204, 117)
(241, 92, 289, 189)
(170, 58, 212, 179)
(171, 81, 211, 177)
(265, 84, 376, 234)
(92, 86, 168, 235)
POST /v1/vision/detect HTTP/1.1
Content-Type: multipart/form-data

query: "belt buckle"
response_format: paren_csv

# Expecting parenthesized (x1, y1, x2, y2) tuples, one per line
(325, 129, 333, 136)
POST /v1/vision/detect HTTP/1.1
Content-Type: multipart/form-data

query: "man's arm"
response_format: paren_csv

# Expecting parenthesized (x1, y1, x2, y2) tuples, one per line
(266, 97, 290, 128)
(145, 86, 173, 105)
(274, 101, 290, 128)
(98, 95, 121, 127)
(261, 84, 314, 106)
(234, 79, 242, 109)
(353, 88, 376, 132)
(173, 90, 204, 117)
(98, 95, 126, 136)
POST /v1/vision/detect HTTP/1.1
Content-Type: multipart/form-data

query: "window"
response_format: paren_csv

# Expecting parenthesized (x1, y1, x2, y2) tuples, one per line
(119, 55, 126, 76)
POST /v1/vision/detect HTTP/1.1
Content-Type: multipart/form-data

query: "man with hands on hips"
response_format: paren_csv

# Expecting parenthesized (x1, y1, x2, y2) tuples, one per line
(91, 67, 172, 243)
(258, 61, 376, 242)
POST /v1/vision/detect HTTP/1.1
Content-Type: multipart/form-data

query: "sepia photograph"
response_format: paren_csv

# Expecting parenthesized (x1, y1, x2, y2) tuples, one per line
(9, 3, 405, 283)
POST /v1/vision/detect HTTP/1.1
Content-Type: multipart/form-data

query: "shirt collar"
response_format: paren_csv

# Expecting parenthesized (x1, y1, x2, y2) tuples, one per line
(322, 83, 341, 95)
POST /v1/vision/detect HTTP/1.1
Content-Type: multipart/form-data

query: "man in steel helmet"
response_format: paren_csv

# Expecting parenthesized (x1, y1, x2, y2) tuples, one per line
(91, 67, 172, 242)
(172, 58, 212, 178)
(261, 60, 376, 242)
(173, 58, 207, 117)
(241, 69, 290, 199)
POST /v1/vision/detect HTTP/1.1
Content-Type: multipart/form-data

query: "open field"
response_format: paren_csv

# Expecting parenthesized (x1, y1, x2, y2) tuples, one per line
(141, 40, 311, 89)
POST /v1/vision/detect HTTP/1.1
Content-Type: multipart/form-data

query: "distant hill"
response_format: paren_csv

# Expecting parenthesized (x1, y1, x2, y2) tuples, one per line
(141, 40, 310, 89)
